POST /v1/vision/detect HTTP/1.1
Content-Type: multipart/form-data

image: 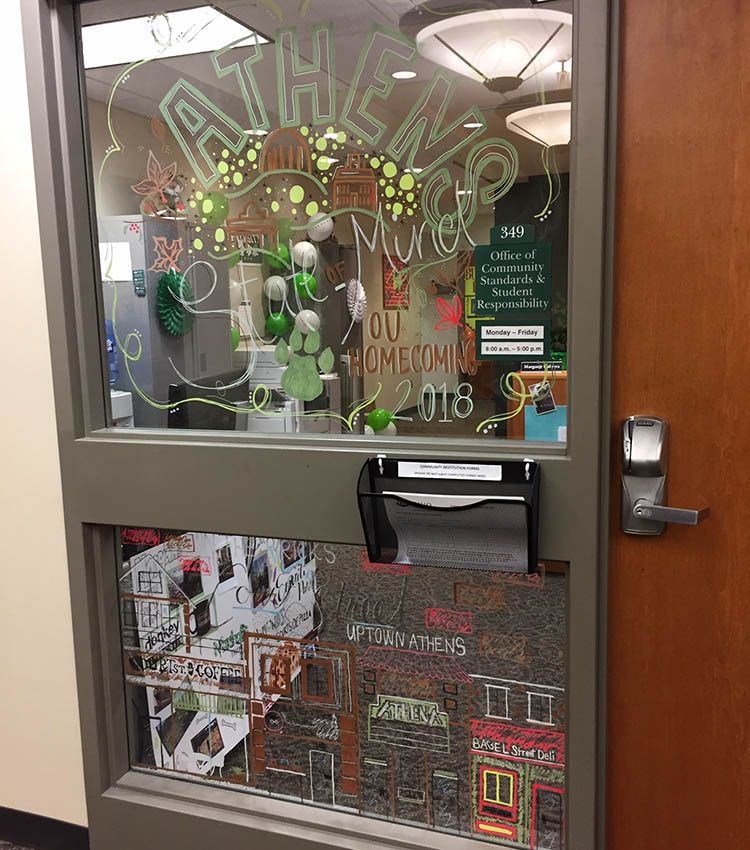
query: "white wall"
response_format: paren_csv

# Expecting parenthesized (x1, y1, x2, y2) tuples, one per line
(0, 0, 87, 827)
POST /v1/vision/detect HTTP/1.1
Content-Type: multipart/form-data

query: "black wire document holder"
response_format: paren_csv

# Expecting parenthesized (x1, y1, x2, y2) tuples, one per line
(357, 457, 540, 573)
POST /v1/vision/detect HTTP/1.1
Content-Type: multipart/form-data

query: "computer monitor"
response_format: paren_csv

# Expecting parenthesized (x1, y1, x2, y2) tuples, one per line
(168, 368, 249, 430)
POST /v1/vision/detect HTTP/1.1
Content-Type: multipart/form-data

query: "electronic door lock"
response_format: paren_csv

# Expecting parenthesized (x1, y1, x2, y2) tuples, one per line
(621, 415, 709, 535)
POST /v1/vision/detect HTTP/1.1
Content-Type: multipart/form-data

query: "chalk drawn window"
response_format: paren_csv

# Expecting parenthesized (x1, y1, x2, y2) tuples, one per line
(486, 684, 510, 719)
(480, 767, 517, 819)
(139, 601, 161, 630)
(83, 3, 572, 444)
(137, 571, 162, 595)
(527, 692, 554, 725)
(121, 600, 138, 630)
(261, 654, 291, 697)
(216, 544, 235, 582)
(533, 787, 564, 850)
(302, 659, 334, 702)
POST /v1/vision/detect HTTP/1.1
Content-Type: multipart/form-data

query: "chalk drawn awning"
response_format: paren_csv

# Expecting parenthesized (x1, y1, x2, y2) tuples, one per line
(358, 647, 472, 684)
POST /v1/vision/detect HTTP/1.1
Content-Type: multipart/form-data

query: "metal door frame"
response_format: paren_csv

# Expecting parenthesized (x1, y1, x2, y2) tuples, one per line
(20, 1, 617, 848)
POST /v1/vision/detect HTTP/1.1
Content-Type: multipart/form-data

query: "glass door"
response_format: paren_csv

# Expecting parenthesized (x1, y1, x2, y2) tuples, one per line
(21, 0, 613, 848)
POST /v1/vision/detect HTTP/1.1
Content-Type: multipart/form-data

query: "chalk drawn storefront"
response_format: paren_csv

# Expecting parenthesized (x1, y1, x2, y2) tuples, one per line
(357, 647, 472, 830)
(244, 631, 360, 804)
(471, 719, 565, 847)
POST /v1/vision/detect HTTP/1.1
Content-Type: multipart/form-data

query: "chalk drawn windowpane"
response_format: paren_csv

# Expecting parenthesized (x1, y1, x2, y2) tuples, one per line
(479, 766, 518, 820)
(527, 692, 554, 725)
(122, 600, 138, 629)
(140, 601, 161, 630)
(302, 659, 334, 702)
(486, 684, 510, 719)
(483, 769, 514, 808)
(137, 571, 162, 594)
(398, 787, 426, 803)
(261, 654, 291, 697)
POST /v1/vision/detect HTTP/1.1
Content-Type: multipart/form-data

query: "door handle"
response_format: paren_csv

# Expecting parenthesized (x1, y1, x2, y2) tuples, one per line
(621, 415, 709, 535)
(632, 499, 709, 526)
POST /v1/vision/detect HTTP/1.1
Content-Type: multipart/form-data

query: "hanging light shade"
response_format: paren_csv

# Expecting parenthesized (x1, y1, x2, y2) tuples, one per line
(414, 8, 572, 94)
(505, 102, 571, 147)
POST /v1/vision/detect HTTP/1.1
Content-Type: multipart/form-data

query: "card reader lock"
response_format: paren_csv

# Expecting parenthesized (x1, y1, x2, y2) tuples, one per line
(621, 415, 709, 535)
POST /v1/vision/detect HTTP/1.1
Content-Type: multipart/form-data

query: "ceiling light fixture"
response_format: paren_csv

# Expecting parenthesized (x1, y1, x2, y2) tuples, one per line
(414, 7, 571, 94)
(463, 121, 483, 129)
(244, 129, 269, 136)
(82, 7, 268, 70)
(391, 70, 417, 80)
(505, 102, 571, 147)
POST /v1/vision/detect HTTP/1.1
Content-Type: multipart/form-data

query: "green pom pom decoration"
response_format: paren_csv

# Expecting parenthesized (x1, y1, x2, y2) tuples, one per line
(294, 272, 318, 297)
(267, 244, 290, 270)
(266, 312, 290, 336)
(157, 270, 194, 337)
(201, 192, 228, 226)
(366, 408, 393, 432)
(230, 326, 240, 350)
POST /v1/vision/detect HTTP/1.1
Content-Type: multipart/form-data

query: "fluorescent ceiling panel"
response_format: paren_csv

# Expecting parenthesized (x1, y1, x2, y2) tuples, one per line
(82, 7, 268, 69)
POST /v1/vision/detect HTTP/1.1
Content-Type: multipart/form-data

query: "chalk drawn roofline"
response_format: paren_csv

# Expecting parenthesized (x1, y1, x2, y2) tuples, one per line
(357, 646, 472, 683)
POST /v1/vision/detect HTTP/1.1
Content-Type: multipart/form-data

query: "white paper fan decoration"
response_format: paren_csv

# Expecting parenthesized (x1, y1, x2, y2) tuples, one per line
(342, 278, 366, 344)
(346, 278, 367, 320)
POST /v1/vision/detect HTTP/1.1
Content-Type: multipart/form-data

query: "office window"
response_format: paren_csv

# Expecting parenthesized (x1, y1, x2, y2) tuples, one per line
(137, 570, 162, 594)
(479, 766, 517, 819)
(486, 684, 510, 719)
(528, 692, 554, 725)
(83, 2, 572, 444)
(302, 659, 334, 702)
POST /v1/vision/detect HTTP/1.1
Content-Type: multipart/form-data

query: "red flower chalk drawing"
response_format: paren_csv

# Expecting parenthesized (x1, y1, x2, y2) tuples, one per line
(434, 295, 463, 330)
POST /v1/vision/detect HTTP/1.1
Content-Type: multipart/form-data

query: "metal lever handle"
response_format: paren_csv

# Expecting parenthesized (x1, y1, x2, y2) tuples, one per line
(633, 499, 709, 526)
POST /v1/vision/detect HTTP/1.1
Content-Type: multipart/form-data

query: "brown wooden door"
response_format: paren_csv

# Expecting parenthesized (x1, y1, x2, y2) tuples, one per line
(608, 1, 750, 846)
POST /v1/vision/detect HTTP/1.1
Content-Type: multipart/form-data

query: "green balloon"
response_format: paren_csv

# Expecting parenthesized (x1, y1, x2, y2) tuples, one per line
(367, 408, 393, 432)
(230, 326, 240, 350)
(277, 218, 294, 244)
(266, 312, 290, 335)
(267, 243, 290, 270)
(294, 272, 318, 297)
(202, 192, 228, 226)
